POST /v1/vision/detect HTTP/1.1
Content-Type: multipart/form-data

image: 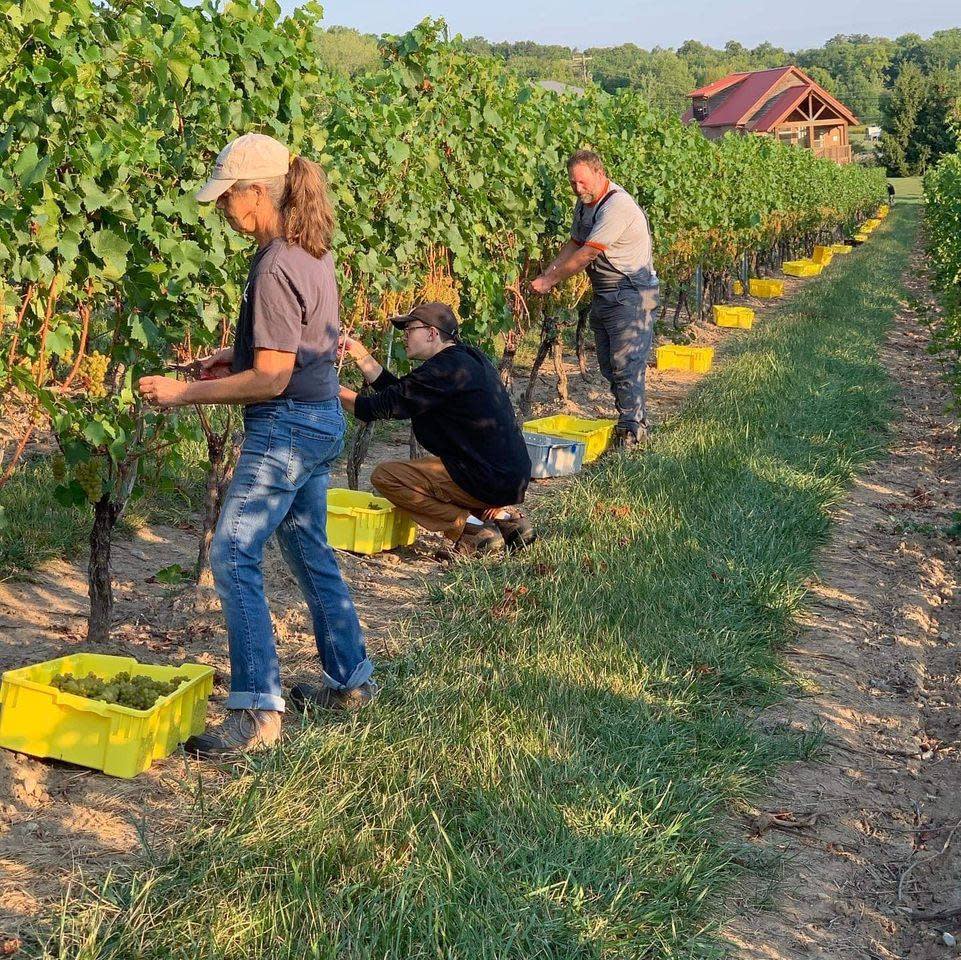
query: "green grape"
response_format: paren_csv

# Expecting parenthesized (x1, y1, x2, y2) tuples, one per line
(48, 671, 185, 709)
(73, 459, 103, 503)
(78, 351, 110, 399)
(51, 454, 66, 482)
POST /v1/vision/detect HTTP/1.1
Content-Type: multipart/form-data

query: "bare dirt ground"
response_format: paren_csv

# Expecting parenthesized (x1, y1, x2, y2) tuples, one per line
(726, 249, 961, 958)
(0, 276, 818, 940)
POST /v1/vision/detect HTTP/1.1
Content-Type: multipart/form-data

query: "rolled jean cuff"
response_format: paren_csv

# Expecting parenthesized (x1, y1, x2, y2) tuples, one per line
(225, 691, 286, 713)
(322, 657, 374, 692)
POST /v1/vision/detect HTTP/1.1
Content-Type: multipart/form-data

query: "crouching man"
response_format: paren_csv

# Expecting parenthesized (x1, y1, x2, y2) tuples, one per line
(339, 303, 533, 556)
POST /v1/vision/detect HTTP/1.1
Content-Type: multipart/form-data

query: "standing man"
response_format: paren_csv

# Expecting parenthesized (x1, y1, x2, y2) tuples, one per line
(532, 150, 659, 449)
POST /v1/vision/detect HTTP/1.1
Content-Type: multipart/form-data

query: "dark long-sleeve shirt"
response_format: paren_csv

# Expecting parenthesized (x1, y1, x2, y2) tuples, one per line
(353, 343, 531, 507)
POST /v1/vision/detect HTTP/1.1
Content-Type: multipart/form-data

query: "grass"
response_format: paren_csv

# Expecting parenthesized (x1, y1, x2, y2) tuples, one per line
(0, 445, 208, 578)
(888, 176, 923, 202)
(41, 208, 916, 959)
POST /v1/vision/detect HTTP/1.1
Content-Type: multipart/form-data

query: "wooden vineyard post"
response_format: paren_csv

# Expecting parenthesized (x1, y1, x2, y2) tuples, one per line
(520, 314, 560, 417)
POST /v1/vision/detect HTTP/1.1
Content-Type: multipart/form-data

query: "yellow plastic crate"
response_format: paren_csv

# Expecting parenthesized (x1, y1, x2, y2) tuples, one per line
(655, 344, 714, 374)
(852, 233, 868, 244)
(732, 280, 744, 296)
(0, 654, 214, 778)
(811, 245, 834, 266)
(713, 305, 754, 329)
(831, 244, 852, 255)
(864, 218, 881, 230)
(523, 415, 616, 463)
(749, 278, 784, 298)
(327, 489, 416, 554)
(878, 204, 889, 217)
(783, 259, 823, 278)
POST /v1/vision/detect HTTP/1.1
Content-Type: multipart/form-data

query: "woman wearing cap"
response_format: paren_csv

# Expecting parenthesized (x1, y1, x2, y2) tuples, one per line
(338, 302, 534, 556)
(138, 133, 374, 757)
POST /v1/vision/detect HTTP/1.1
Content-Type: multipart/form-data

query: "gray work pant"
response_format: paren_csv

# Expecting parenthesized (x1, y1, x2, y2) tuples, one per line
(589, 283, 659, 435)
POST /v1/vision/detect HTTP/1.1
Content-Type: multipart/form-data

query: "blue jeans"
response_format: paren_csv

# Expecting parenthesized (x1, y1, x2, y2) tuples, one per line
(210, 398, 372, 712)
(590, 284, 659, 434)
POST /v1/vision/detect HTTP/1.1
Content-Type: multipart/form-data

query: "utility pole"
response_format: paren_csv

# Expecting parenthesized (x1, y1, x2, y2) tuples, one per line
(571, 52, 592, 84)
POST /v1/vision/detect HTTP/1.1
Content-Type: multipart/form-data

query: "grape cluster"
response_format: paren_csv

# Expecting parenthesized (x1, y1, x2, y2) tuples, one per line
(73, 459, 103, 502)
(416, 272, 460, 313)
(50, 671, 185, 710)
(78, 352, 110, 399)
(30, 359, 49, 386)
(51, 454, 66, 482)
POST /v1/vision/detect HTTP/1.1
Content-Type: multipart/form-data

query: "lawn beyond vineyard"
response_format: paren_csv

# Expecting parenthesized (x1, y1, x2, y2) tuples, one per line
(37, 207, 915, 960)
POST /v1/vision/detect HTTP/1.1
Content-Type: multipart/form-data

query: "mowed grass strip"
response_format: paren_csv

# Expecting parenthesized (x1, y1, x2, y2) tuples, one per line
(48, 208, 915, 960)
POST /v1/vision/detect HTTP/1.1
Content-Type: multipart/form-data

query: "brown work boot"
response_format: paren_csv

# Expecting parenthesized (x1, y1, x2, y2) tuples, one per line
(289, 681, 378, 712)
(454, 521, 505, 556)
(184, 708, 282, 759)
(493, 508, 537, 551)
(611, 425, 649, 452)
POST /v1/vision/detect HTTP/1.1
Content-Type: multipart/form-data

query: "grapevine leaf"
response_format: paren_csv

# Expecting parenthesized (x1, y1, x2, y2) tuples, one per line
(20, 0, 51, 24)
(89, 229, 130, 281)
(83, 421, 107, 446)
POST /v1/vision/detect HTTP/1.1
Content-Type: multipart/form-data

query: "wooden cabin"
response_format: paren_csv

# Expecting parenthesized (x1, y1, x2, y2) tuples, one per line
(682, 66, 858, 164)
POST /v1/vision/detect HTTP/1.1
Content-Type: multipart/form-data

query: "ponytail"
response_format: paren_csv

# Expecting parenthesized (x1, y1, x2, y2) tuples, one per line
(281, 156, 335, 260)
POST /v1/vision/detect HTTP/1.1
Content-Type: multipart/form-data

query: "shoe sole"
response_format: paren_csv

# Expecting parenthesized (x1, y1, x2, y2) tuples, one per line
(183, 735, 279, 759)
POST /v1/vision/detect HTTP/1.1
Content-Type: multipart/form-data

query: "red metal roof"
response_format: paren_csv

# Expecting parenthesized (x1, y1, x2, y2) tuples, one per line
(687, 72, 752, 99)
(695, 67, 795, 127)
(684, 66, 859, 129)
(746, 84, 808, 132)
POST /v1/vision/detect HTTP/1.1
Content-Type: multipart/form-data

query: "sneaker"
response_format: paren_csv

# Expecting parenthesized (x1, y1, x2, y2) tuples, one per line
(184, 708, 282, 758)
(493, 508, 537, 551)
(289, 681, 377, 712)
(454, 521, 505, 556)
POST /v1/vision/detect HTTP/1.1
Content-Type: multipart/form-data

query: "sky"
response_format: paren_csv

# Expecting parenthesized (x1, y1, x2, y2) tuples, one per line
(304, 0, 960, 50)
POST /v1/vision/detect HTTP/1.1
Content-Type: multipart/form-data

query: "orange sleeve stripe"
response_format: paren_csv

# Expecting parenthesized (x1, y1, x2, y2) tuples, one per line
(584, 241, 608, 251)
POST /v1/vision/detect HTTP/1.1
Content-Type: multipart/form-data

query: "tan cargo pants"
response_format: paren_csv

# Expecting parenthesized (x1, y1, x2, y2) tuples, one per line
(370, 457, 501, 541)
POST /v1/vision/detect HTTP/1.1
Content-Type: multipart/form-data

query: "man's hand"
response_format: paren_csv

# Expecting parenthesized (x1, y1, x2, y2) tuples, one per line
(338, 336, 384, 386)
(530, 275, 553, 295)
(138, 375, 190, 408)
(338, 334, 369, 364)
(339, 385, 358, 414)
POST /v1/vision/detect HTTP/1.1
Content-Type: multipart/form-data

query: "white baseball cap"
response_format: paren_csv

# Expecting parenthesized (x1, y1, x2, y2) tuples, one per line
(195, 133, 291, 203)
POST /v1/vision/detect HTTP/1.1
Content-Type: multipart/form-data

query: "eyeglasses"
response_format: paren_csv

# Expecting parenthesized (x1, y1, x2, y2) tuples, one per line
(402, 323, 433, 336)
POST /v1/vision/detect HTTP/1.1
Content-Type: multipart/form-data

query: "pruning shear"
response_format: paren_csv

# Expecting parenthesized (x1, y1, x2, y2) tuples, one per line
(166, 360, 218, 380)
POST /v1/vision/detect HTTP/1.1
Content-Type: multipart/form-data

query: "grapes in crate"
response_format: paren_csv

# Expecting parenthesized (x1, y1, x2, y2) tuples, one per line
(50, 670, 185, 710)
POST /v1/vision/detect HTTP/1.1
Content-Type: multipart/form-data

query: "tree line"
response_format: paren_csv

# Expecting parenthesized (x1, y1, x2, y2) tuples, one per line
(315, 26, 961, 174)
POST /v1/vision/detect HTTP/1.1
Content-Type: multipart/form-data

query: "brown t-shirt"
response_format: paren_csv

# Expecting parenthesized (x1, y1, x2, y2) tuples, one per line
(231, 238, 340, 403)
